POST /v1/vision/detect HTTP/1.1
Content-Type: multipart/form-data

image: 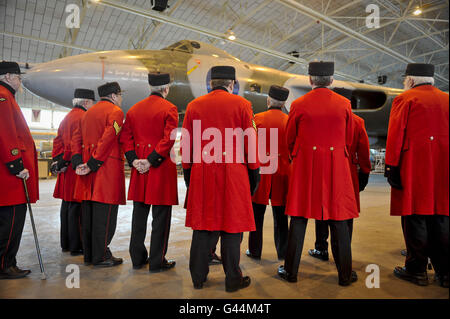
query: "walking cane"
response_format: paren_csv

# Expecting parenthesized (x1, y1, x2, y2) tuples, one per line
(22, 178, 47, 280)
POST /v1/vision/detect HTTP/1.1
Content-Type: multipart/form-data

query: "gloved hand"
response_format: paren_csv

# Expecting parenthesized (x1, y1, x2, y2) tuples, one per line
(384, 165, 402, 189)
(358, 171, 369, 192)
(248, 168, 261, 196)
(183, 168, 191, 188)
(16, 168, 29, 180)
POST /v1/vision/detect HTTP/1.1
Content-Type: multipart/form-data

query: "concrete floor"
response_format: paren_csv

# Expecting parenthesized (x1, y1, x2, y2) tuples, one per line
(0, 175, 448, 299)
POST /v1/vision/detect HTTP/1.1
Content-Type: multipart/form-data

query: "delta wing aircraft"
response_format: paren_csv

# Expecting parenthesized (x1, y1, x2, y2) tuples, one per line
(23, 40, 403, 146)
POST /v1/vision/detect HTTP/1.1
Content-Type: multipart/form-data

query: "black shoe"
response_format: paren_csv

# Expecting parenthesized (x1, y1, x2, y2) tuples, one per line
(0, 266, 31, 280)
(208, 253, 222, 265)
(401, 249, 407, 257)
(70, 250, 83, 256)
(12, 266, 31, 276)
(339, 271, 358, 286)
(225, 276, 251, 292)
(246, 249, 261, 260)
(94, 256, 123, 268)
(393, 266, 428, 286)
(62, 248, 70, 253)
(133, 258, 149, 270)
(277, 265, 297, 283)
(435, 274, 449, 288)
(149, 259, 176, 272)
(193, 277, 208, 289)
(84, 260, 92, 266)
(308, 249, 329, 261)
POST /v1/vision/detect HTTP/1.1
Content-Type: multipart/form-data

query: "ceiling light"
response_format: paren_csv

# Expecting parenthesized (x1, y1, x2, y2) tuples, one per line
(413, 8, 422, 15)
(226, 30, 236, 41)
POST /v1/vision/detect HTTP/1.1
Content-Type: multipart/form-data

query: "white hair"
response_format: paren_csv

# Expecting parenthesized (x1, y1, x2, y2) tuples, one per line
(267, 96, 285, 108)
(150, 83, 170, 93)
(72, 98, 90, 106)
(310, 75, 333, 87)
(406, 75, 435, 87)
(0, 74, 6, 81)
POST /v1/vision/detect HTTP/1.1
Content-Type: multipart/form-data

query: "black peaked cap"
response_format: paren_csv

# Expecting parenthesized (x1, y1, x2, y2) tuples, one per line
(74, 88, 96, 100)
(268, 85, 289, 101)
(211, 66, 236, 80)
(98, 82, 121, 97)
(308, 61, 334, 76)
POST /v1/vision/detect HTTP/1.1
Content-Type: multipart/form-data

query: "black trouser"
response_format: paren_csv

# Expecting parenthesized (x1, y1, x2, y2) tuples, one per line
(0, 204, 27, 271)
(402, 214, 449, 276)
(190, 230, 243, 288)
(314, 219, 354, 251)
(248, 203, 288, 259)
(284, 217, 353, 283)
(129, 202, 172, 269)
(81, 201, 118, 264)
(60, 200, 83, 252)
(209, 232, 220, 259)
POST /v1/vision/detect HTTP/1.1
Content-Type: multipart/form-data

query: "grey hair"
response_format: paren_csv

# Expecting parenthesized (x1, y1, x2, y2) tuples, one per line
(72, 98, 90, 106)
(267, 96, 285, 108)
(210, 79, 234, 89)
(310, 75, 333, 87)
(0, 74, 6, 81)
(150, 84, 170, 93)
(406, 75, 434, 87)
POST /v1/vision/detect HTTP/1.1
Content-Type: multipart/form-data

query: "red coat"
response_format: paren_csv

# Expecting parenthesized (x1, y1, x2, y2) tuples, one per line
(120, 94, 179, 205)
(181, 89, 260, 233)
(349, 114, 371, 212)
(52, 106, 86, 202)
(71, 100, 126, 205)
(0, 82, 39, 206)
(285, 88, 358, 221)
(385, 84, 449, 216)
(252, 108, 291, 206)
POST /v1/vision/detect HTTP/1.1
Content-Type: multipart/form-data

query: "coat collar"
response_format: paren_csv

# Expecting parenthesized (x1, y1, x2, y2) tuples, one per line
(150, 92, 164, 98)
(412, 83, 433, 89)
(312, 86, 329, 90)
(74, 104, 87, 111)
(268, 107, 283, 110)
(0, 81, 16, 95)
(212, 86, 229, 93)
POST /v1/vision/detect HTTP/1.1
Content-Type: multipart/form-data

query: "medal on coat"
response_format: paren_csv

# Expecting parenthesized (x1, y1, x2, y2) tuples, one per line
(0, 98, 6, 102)
(11, 148, 19, 156)
(252, 115, 257, 132)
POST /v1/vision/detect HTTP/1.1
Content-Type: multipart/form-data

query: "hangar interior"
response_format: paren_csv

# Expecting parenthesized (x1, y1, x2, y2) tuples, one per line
(0, 0, 448, 299)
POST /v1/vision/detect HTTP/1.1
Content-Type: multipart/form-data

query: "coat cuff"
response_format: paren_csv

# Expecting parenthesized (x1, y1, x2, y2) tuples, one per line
(53, 153, 64, 163)
(6, 158, 24, 175)
(147, 150, 165, 168)
(86, 156, 104, 172)
(125, 150, 138, 167)
(71, 154, 83, 169)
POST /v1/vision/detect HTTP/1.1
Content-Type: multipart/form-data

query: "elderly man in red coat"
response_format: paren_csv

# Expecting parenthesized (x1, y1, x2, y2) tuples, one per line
(71, 82, 126, 267)
(385, 63, 449, 288)
(0, 61, 38, 279)
(308, 112, 371, 261)
(181, 66, 260, 292)
(246, 85, 290, 261)
(52, 88, 95, 256)
(278, 61, 359, 286)
(120, 73, 178, 272)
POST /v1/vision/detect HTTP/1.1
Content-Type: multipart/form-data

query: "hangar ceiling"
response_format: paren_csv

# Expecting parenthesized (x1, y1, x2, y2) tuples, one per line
(0, 0, 448, 110)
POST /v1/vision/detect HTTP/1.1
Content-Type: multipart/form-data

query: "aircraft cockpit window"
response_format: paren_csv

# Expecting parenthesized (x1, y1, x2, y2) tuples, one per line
(191, 41, 201, 49)
(163, 41, 193, 54)
(250, 83, 261, 93)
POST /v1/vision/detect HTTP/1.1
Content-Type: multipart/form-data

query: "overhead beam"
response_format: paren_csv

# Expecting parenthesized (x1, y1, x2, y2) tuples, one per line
(274, 0, 448, 84)
(0, 31, 97, 52)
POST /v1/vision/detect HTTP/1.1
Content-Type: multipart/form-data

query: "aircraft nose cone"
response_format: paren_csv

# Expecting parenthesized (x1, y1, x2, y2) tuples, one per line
(23, 61, 80, 107)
